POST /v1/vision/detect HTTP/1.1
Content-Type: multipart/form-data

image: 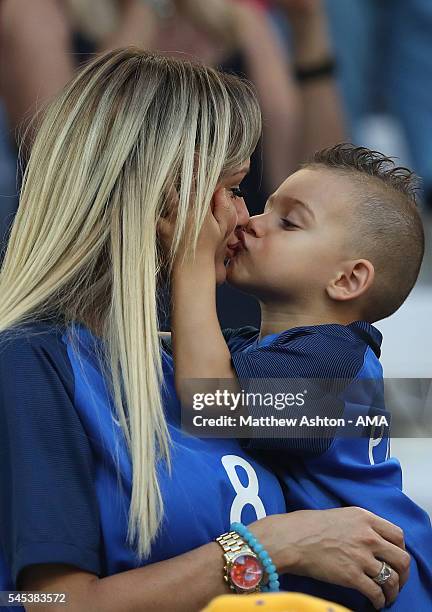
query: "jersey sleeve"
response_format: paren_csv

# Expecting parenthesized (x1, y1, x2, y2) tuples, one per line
(0, 327, 102, 587)
(231, 328, 366, 456)
(221, 326, 259, 352)
(159, 326, 259, 356)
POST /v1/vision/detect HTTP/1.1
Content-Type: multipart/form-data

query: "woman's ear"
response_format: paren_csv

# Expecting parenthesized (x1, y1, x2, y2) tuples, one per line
(326, 259, 375, 302)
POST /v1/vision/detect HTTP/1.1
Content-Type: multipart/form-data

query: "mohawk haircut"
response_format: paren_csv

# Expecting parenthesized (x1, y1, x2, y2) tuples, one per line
(303, 143, 425, 322)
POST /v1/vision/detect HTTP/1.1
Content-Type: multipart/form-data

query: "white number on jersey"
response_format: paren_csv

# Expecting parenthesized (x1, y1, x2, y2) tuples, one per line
(221, 455, 267, 523)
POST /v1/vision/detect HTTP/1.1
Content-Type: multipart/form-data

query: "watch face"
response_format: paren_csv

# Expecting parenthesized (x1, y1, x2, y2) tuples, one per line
(230, 554, 263, 591)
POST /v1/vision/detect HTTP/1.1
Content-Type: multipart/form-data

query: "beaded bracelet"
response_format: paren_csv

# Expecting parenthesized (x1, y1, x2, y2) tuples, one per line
(230, 522, 280, 592)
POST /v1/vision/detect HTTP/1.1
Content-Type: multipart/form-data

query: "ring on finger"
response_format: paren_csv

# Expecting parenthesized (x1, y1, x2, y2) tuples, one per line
(372, 561, 393, 585)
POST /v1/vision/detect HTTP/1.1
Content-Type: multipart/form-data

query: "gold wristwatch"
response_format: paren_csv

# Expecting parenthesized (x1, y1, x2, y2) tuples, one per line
(215, 530, 264, 594)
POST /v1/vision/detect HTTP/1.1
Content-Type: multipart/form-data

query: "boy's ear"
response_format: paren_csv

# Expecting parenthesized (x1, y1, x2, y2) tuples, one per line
(326, 259, 375, 302)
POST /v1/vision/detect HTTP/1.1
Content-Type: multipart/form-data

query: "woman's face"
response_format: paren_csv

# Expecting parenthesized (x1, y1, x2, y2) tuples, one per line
(214, 160, 251, 284)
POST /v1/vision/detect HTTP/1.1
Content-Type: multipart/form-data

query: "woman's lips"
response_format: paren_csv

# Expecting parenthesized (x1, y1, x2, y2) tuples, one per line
(237, 230, 248, 250)
(225, 240, 244, 266)
(226, 241, 242, 258)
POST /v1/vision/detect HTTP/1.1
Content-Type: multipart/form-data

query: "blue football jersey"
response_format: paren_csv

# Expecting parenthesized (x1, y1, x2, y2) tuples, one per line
(226, 323, 432, 612)
(0, 321, 287, 610)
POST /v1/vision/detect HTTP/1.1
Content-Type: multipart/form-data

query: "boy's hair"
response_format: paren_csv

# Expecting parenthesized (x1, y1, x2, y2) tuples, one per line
(303, 143, 425, 322)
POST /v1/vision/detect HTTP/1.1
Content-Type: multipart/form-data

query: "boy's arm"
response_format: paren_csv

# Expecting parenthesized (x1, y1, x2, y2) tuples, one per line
(170, 189, 238, 403)
(172, 254, 235, 381)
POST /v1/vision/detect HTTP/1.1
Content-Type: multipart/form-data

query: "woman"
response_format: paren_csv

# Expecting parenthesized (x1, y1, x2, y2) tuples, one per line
(0, 49, 409, 611)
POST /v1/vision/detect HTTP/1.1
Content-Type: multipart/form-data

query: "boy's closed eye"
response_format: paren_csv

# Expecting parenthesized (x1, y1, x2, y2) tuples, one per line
(280, 218, 299, 230)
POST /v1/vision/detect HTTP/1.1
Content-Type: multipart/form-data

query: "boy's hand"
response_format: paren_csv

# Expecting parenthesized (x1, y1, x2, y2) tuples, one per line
(157, 184, 181, 257)
(157, 186, 237, 264)
(180, 186, 237, 266)
(204, 186, 238, 252)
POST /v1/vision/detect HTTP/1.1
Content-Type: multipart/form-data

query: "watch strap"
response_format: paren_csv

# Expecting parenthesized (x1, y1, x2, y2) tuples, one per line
(215, 531, 263, 594)
(215, 530, 246, 555)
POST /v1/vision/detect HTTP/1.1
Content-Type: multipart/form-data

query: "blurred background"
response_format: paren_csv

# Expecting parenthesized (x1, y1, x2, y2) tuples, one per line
(0, 0, 430, 514)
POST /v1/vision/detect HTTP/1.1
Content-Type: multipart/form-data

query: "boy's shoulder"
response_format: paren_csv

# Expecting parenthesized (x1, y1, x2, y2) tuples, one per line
(229, 321, 383, 381)
(228, 321, 382, 352)
(274, 321, 382, 354)
(222, 325, 259, 353)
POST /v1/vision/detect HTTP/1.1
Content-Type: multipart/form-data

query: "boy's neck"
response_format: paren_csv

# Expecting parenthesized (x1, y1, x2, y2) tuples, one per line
(259, 302, 360, 341)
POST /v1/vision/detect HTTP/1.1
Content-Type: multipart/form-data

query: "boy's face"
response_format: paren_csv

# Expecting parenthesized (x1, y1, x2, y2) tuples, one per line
(226, 168, 355, 304)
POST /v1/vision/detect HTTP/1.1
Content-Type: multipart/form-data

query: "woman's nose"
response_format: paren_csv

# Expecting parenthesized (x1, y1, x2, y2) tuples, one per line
(245, 214, 267, 237)
(233, 197, 250, 228)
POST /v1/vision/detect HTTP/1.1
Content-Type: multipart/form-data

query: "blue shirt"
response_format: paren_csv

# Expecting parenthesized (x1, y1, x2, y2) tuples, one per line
(225, 322, 432, 612)
(0, 321, 287, 608)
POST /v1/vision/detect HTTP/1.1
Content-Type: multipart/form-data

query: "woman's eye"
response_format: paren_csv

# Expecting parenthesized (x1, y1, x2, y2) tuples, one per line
(281, 218, 298, 229)
(229, 187, 245, 199)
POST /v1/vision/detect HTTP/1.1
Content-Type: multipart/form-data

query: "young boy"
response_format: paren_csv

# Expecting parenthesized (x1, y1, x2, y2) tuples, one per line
(167, 144, 432, 611)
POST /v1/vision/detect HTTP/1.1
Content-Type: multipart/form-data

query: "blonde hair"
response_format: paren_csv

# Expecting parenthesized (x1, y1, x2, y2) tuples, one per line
(0, 48, 261, 560)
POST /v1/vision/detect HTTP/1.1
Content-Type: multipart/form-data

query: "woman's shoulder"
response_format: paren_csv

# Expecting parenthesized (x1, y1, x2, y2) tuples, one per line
(0, 319, 103, 590)
(0, 318, 68, 348)
(0, 318, 75, 398)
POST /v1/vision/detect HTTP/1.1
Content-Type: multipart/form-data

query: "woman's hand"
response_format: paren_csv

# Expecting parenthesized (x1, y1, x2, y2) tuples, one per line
(250, 508, 411, 610)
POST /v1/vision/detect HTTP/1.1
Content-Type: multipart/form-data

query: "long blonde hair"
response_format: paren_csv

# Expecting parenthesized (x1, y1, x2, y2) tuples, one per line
(0, 48, 261, 559)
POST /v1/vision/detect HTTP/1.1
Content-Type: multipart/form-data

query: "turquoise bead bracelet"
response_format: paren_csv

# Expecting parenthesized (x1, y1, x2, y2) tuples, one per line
(230, 522, 280, 592)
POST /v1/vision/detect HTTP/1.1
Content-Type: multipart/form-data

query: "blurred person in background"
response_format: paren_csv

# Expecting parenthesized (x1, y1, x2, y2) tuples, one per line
(0, 0, 345, 267)
(325, 0, 432, 212)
